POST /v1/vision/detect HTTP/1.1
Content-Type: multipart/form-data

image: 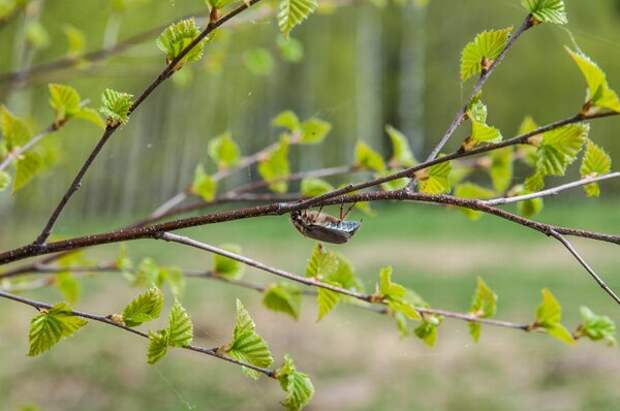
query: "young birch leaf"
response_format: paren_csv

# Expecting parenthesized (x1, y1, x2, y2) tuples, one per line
(277, 35, 304, 63)
(378, 170, 410, 192)
(416, 160, 452, 194)
(226, 300, 274, 379)
(517, 195, 544, 218)
(99, 88, 134, 126)
(156, 18, 207, 67)
(272, 110, 301, 132)
(576, 306, 616, 346)
(263, 283, 302, 320)
(147, 329, 169, 364)
(460, 28, 512, 82)
(534, 289, 575, 345)
(278, 0, 318, 38)
(208, 132, 240, 169)
(316, 285, 340, 321)
(28, 303, 88, 356)
(300, 118, 331, 144)
(13, 152, 41, 192)
(386, 125, 416, 167)
(213, 244, 245, 279)
(454, 183, 495, 220)
(522, 0, 567, 25)
(243, 48, 275, 76)
(0, 105, 31, 149)
(159, 266, 186, 299)
(74, 107, 105, 129)
(376, 266, 421, 321)
(0, 171, 10, 192)
(300, 178, 334, 197)
(580, 140, 611, 197)
(48, 83, 81, 122)
(468, 277, 498, 342)
(258, 137, 291, 193)
(536, 124, 588, 176)
(62, 24, 86, 57)
(55, 272, 80, 305)
(354, 141, 385, 172)
(276, 355, 315, 411)
(167, 302, 193, 347)
(565, 48, 620, 113)
(190, 164, 217, 202)
(122, 287, 164, 327)
(305, 243, 339, 279)
(489, 147, 514, 192)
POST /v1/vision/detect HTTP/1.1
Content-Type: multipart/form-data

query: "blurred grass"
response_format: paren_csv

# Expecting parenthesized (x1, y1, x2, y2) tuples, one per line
(1, 201, 619, 410)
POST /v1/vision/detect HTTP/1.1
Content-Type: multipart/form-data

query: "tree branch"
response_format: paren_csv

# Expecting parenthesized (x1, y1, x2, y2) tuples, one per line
(0, 288, 276, 377)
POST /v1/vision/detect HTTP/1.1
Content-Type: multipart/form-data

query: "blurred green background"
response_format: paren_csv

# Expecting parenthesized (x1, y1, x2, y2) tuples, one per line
(1, 0, 619, 410)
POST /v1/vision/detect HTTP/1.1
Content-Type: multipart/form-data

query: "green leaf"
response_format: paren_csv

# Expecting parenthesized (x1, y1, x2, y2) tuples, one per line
(55, 272, 80, 305)
(524, 171, 545, 192)
(466, 99, 502, 145)
(300, 178, 334, 197)
(354, 141, 385, 172)
(226, 300, 274, 379)
(468, 277, 498, 342)
(278, 0, 318, 38)
(190, 163, 217, 202)
(167, 301, 193, 347)
(263, 283, 302, 320)
(516, 195, 543, 218)
(534, 289, 575, 345)
(147, 329, 169, 364)
(577, 306, 616, 346)
(28, 303, 88, 356)
(460, 27, 512, 82)
(416, 160, 452, 194)
(329, 254, 364, 292)
(580, 140, 611, 197)
(48, 83, 81, 121)
(277, 35, 304, 63)
(305, 243, 339, 278)
(208, 132, 240, 169)
(272, 110, 300, 132)
(489, 147, 513, 192)
(378, 170, 410, 192)
(414, 318, 441, 347)
(207, 0, 235, 9)
(316, 285, 340, 321)
(386, 125, 416, 167)
(13, 151, 42, 192)
(62, 24, 85, 56)
(130, 257, 160, 288)
(566, 48, 620, 113)
(522, 0, 567, 24)
(213, 244, 245, 279)
(0, 105, 31, 149)
(454, 183, 496, 220)
(0, 170, 10, 192)
(276, 355, 315, 411)
(536, 124, 588, 176)
(156, 18, 207, 66)
(26, 20, 50, 50)
(258, 137, 290, 193)
(74, 107, 105, 129)
(99, 88, 134, 126)
(300, 118, 331, 144)
(376, 266, 421, 321)
(158, 266, 186, 299)
(122, 287, 164, 327)
(243, 48, 274, 76)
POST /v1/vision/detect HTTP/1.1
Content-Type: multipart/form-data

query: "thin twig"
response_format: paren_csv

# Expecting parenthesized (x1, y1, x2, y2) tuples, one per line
(32, 0, 266, 245)
(0, 289, 276, 377)
(484, 172, 620, 206)
(547, 229, 620, 305)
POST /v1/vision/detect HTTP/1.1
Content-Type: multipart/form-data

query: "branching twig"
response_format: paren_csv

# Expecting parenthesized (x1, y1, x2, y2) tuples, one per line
(0, 289, 276, 377)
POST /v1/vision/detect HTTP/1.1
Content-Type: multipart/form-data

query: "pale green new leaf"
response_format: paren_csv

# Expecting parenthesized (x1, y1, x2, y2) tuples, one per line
(213, 244, 245, 279)
(243, 48, 274, 76)
(62, 24, 85, 56)
(278, 0, 318, 38)
(566, 48, 620, 113)
(386, 125, 416, 167)
(578, 306, 616, 346)
(580, 140, 611, 197)
(263, 283, 302, 320)
(516, 195, 544, 218)
(122, 287, 164, 327)
(167, 301, 193, 347)
(156, 18, 206, 66)
(536, 123, 588, 176)
(300, 118, 331, 144)
(74, 107, 105, 128)
(48, 83, 81, 121)
(490, 147, 514, 192)
(0, 171, 10, 192)
(276, 355, 315, 411)
(227, 300, 274, 379)
(300, 178, 334, 197)
(147, 329, 169, 364)
(414, 318, 440, 347)
(460, 28, 512, 81)
(417, 160, 451, 194)
(208, 132, 240, 169)
(258, 137, 290, 193)
(14, 151, 42, 192)
(522, 0, 567, 25)
(535, 288, 575, 345)
(354, 141, 385, 172)
(99, 88, 134, 125)
(55, 272, 80, 305)
(468, 277, 498, 342)
(378, 170, 410, 192)
(316, 285, 340, 321)
(190, 163, 217, 202)
(272, 110, 301, 132)
(28, 303, 88, 356)
(277, 35, 304, 63)
(454, 183, 495, 220)
(305, 243, 339, 278)
(0, 105, 31, 149)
